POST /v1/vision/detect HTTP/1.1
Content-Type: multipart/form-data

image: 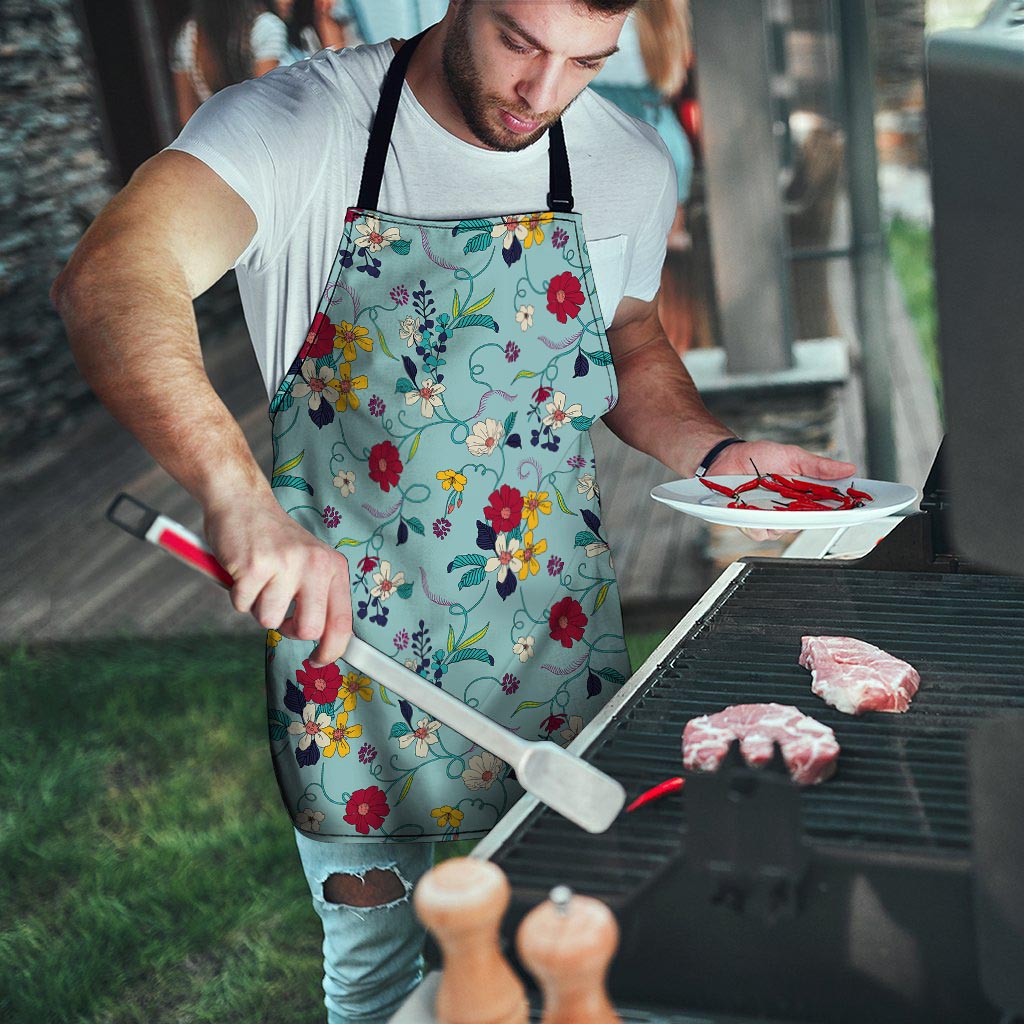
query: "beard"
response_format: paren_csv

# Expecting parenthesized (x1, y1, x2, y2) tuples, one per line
(441, 4, 563, 152)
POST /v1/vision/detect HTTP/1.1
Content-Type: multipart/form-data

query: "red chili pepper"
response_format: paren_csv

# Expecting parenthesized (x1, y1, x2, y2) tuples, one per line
(773, 473, 845, 499)
(734, 478, 762, 494)
(698, 477, 737, 498)
(626, 776, 685, 813)
(847, 486, 873, 501)
(777, 498, 835, 511)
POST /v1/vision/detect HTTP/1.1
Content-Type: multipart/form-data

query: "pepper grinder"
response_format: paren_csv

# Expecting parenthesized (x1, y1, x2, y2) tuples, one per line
(413, 856, 529, 1024)
(516, 885, 621, 1024)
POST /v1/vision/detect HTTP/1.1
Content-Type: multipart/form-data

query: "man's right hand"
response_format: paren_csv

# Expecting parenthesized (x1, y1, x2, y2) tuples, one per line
(204, 495, 353, 666)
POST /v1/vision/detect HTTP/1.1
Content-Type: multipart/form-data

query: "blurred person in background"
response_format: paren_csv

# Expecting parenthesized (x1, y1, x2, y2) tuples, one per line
(171, 0, 289, 127)
(592, 0, 693, 230)
(276, 0, 351, 63)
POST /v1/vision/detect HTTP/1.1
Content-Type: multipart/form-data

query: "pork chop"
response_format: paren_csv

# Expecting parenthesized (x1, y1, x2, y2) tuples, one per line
(799, 636, 920, 716)
(682, 703, 840, 786)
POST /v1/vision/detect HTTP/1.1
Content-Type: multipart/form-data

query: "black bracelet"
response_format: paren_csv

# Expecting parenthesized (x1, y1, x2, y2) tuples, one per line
(694, 437, 745, 478)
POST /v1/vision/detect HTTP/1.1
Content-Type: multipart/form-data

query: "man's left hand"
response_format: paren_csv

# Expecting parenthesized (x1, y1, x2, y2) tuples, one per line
(706, 440, 857, 542)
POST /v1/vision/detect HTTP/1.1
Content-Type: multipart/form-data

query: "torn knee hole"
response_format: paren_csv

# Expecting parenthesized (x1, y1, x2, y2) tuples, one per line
(322, 868, 406, 908)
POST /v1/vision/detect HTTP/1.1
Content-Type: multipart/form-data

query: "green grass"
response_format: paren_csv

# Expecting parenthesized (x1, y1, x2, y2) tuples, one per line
(887, 215, 942, 405)
(1, 630, 667, 1022)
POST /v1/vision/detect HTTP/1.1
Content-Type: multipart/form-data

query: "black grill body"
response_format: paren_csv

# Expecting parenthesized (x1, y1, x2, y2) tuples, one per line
(490, 555, 1024, 1023)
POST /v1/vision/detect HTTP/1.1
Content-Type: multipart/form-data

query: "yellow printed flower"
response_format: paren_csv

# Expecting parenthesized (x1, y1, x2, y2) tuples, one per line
(334, 321, 373, 363)
(333, 362, 368, 412)
(522, 490, 552, 529)
(431, 805, 465, 829)
(517, 530, 548, 580)
(436, 469, 467, 493)
(266, 629, 282, 648)
(324, 711, 362, 758)
(339, 671, 373, 712)
(521, 211, 554, 248)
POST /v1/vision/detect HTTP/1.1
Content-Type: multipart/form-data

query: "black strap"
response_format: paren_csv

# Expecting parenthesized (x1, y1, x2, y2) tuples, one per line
(695, 437, 745, 478)
(357, 30, 574, 214)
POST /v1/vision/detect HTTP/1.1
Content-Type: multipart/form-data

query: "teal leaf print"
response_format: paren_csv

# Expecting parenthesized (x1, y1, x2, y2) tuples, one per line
(575, 531, 599, 548)
(315, 354, 334, 371)
(397, 583, 414, 599)
(390, 239, 412, 255)
(406, 517, 425, 536)
(453, 218, 493, 235)
(395, 379, 415, 393)
(464, 232, 494, 255)
(448, 647, 494, 666)
(390, 721, 411, 738)
(586, 349, 614, 366)
(271, 474, 313, 494)
(571, 415, 595, 431)
(268, 708, 290, 742)
(454, 314, 499, 332)
(597, 666, 627, 685)
(503, 412, 517, 435)
(458, 567, 487, 589)
(448, 553, 487, 570)
(269, 390, 294, 414)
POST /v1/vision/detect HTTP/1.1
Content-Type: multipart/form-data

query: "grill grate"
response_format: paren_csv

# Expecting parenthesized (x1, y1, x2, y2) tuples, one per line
(494, 564, 1024, 905)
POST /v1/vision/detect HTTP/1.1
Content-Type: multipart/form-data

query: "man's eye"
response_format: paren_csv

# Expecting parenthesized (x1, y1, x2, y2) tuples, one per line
(502, 35, 531, 54)
(576, 59, 600, 71)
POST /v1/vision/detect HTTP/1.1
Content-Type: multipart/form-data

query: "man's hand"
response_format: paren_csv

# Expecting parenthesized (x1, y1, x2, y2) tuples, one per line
(204, 495, 353, 666)
(708, 440, 857, 542)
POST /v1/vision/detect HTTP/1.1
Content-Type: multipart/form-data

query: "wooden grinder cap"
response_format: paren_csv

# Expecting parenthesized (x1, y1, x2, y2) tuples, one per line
(414, 857, 528, 1024)
(516, 886, 621, 1024)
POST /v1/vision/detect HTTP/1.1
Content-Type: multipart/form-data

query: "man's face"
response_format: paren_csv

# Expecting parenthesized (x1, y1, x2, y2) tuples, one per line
(442, 1, 627, 151)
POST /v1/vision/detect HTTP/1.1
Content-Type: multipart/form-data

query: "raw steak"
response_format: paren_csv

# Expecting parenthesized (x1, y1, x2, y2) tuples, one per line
(799, 636, 920, 716)
(682, 703, 840, 786)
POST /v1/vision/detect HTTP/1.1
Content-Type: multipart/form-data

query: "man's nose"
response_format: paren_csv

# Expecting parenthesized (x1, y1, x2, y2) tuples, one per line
(516, 63, 562, 119)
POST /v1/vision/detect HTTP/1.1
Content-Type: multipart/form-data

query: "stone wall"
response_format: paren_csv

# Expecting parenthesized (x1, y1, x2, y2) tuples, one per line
(0, 0, 116, 459)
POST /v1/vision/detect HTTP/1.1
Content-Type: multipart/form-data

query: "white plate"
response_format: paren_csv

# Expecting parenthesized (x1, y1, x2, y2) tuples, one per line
(650, 476, 920, 530)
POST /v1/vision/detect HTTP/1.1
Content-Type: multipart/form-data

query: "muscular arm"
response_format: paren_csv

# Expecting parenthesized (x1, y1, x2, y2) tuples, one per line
(51, 151, 353, 662)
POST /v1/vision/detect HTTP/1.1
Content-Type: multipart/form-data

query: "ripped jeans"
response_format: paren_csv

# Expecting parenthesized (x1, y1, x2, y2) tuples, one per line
(293, 828, 435, 1024)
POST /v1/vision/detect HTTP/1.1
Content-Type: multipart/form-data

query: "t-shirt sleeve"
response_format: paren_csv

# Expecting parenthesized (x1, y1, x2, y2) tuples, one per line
(251, 12, 289, 62)
(165, 65, 340, 273)
(623, 130, 679, 303)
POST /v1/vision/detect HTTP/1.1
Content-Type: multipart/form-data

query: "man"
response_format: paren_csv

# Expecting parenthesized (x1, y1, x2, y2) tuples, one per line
(52, 2, 855, 1019)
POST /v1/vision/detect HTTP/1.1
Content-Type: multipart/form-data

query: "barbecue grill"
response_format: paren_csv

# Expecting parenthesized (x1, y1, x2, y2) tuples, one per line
(471, 10, 1024, 1021)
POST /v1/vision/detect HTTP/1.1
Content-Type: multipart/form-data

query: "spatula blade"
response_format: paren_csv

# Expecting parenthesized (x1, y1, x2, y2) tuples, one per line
(516, 742, 626, 834)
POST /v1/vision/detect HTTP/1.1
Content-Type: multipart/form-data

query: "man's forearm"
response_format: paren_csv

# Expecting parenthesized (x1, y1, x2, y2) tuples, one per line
(603, 331, 735, 478)
(53, 253, 271, 513)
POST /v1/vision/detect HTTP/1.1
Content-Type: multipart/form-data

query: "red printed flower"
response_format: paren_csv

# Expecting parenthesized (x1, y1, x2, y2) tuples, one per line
(548, 596, 588, 648)
(546, 272, 584, 324)
(541, 713, 568, 734)
(358, 555, 380, 575)
(302, 312, 336, 360)
(368, 440, 403, 492)
(344, 785, 390, 835)
(483, 484, 524, 534)
(296, 659, 343, 705)
(532, 385, 553, 404)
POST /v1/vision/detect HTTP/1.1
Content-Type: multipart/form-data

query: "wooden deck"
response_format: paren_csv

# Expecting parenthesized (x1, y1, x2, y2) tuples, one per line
(2, 243, 940, 645)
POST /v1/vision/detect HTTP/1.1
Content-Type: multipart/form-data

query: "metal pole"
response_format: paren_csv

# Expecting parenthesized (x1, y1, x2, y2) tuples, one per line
(837, 1, 898, 480)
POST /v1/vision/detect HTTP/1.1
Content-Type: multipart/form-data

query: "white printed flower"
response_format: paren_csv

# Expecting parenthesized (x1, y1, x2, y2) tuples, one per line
(354, 215, 402, 253)
(585, 541, 610, 559)
(484, 534, 523, 584)
(291, 358, 341, 411)
(405, 376, 446, 418)
(370, 560, 405, 602)
(513, 635, 536, 662)
(515, 304, 535, 332)
(491, 215, 528, 250)
(543, 391, 583, 431)
(576, 473, 599, 500)
(399, 716, 442, 758)
(287, 703, 333, 751)
(466, 418, 504, 456)
(462, 752, 506, 790)
(294, 808, 327, 832)
(559, 715, 584, 747)
(399, 315, 423, 347)
(333, 470, 356, 497)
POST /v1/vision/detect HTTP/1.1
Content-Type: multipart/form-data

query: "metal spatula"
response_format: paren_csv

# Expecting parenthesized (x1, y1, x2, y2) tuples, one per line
(107, 493, 626, 834)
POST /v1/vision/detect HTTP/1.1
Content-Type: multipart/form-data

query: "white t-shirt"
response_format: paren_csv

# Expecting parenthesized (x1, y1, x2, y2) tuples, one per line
(167, 39, 677, 398)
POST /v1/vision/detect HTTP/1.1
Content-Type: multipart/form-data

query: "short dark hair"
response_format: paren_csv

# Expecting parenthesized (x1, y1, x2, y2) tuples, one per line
(578, 0, 640, 13)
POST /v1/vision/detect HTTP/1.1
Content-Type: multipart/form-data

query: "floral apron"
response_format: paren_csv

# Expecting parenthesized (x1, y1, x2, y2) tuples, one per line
(267, 29, 631, 842)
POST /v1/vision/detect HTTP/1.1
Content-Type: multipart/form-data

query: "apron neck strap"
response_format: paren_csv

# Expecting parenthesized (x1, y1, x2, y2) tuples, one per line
(357, 30, 575, 215)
